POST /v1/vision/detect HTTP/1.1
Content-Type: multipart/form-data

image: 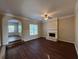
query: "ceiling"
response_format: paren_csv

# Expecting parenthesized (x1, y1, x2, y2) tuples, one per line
(0, 0, 76, 20)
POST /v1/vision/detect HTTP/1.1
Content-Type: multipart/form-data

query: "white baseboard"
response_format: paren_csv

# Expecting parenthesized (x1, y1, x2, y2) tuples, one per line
(75, 44, 78, 54)
(23, 38, 37, 42)
(58, 39, 75, 44)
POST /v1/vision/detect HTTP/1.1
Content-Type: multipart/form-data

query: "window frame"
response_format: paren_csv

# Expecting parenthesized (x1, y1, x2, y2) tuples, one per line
(8, 24, 16, 33)
(29, 24, 38, 36)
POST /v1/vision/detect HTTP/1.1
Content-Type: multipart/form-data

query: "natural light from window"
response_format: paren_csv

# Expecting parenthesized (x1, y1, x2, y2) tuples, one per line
(29, 24, 38, 35)
(18, 24, 22, 33)
(8, 25, 15, 33)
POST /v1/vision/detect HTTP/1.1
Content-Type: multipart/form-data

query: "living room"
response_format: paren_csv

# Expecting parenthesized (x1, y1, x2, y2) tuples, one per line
(0, 0, 78, 59)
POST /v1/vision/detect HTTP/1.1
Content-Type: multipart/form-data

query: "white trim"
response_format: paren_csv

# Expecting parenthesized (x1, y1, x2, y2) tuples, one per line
(59, 15, 74, 19)
(75, 44, 78, 54)
(58, 39, 75, 44)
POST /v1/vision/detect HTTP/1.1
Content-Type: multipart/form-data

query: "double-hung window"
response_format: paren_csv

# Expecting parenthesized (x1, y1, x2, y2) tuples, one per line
(29, 24, 38, 35)
(8, 25, 15, 33)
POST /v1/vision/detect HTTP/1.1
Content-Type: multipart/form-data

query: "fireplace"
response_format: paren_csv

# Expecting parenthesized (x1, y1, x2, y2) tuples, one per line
(49, 33, 55, 37)
(45, 18, 58, 42)
(46, 31, 57, 41)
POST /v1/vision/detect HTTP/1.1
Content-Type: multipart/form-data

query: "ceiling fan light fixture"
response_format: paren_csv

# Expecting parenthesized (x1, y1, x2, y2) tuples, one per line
(41, 14, 49, 20)
(44, 14, 48, 20)
(44, 17, 48, 20)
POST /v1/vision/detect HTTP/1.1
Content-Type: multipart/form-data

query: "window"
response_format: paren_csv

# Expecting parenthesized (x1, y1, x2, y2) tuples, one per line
(29, 24, 38, 35)
(18, 24, 22, 33)
(8, 25, 15, 33)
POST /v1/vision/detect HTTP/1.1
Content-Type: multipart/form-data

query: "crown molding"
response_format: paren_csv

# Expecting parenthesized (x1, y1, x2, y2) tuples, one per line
(59, 14, 75, 19)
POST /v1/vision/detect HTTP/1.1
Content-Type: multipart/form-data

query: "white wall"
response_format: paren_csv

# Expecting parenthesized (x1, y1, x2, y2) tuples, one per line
(59, 16, 75, 43)
(74, 2, 78, 52)
(2, 15, 12, 45)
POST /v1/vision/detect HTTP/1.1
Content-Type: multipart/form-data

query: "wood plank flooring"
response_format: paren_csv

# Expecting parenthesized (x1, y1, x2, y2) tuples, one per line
(6, 38, 77, 59)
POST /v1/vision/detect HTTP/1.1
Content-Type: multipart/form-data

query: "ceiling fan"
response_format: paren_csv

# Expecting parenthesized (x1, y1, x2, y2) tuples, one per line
(41, 13, 53, 20)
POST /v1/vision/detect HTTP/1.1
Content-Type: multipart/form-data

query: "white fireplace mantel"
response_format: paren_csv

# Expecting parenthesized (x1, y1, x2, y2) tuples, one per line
(46, 17, 58, 42)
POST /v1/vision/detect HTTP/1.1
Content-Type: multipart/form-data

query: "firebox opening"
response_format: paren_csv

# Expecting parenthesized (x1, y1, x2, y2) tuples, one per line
(49, 33, 55, 37)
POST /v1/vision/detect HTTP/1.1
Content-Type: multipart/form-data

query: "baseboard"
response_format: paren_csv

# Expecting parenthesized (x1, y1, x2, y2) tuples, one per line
(58, 39, 74, 44)
(23, 37, 45, 42)
(23, 38, 37, 42)
(75, 44, 78, 54)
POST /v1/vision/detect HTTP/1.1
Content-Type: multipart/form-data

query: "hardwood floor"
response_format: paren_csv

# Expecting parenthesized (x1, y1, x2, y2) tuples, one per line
(6, 38, 77, 59)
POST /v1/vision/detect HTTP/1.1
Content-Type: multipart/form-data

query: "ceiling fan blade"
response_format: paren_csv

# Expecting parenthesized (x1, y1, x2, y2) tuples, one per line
(48, 17, 53, 19)
(48, 12, 54, 16)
